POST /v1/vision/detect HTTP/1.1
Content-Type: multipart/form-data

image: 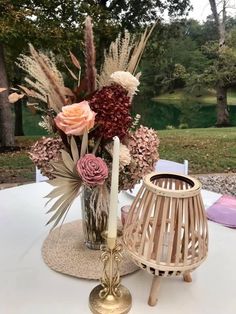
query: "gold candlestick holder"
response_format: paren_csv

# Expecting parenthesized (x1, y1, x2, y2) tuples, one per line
(89, 237, 132, 314)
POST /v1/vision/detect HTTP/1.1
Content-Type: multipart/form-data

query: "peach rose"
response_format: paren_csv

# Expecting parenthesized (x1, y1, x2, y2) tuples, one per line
(54, 101, 96, 136)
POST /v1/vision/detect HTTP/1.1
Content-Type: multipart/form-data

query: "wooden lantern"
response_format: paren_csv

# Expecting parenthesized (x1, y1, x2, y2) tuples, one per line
(123, 172, 208, 306)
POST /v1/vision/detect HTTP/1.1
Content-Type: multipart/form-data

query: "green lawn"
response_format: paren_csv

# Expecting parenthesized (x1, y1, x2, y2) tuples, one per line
(0, 136, 41, 183)
(154, 89, 236, 106)
(158, 127, 236, 173)
(0, 128, 235, 184)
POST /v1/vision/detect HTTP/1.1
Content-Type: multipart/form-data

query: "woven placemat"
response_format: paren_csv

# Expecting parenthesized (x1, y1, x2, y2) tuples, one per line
(41, 220, 139, 280)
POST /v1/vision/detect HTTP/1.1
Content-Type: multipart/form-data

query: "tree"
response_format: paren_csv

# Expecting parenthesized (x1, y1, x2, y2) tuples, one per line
(0, 44, 14, 146)
(0, 0, 191, 146)
(0, 1, 34, 146)
(144, 12, 236, 127)
(208, 0, 231, 126)
(140, 19, 209, 96)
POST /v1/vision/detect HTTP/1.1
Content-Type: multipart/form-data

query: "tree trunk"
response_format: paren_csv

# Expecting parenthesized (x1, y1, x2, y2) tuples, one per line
(0, 43, 14, 146)
(216, 85, 230, 127)
(209, 1, 229, 126)
(14, 100, 24, 136)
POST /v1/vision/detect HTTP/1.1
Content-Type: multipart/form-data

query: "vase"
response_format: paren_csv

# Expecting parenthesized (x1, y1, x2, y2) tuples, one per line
(81, 186, 108, 250)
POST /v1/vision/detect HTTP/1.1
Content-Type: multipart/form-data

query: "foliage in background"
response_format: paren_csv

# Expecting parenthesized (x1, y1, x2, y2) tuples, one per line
(0, 0, 192, 146)
(139, 11, 236, 126)
(1, 127, 236, 186)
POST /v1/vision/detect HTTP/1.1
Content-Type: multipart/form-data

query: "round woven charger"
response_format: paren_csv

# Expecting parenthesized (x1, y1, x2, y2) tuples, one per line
(41, 220, 139, 280)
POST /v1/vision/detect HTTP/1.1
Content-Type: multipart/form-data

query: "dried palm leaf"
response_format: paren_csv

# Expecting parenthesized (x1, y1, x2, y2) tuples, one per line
(45, 147, 82, 230)
(70, 136, 79, 164)
(80, 129, 88, 157)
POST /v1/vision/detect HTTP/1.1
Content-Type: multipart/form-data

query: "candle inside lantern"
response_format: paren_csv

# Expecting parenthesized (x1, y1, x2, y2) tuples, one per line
(107, 136, 120, 240)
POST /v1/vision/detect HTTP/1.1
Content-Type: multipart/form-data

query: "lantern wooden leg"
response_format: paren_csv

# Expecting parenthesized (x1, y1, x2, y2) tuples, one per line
(183, 271, 192, 283)
(148, 275, 162, 306)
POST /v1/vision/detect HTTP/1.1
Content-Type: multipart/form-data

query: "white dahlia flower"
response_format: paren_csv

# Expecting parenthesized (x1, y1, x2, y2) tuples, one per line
(110, 71, 140, 96)
(106, 142, 131, 168)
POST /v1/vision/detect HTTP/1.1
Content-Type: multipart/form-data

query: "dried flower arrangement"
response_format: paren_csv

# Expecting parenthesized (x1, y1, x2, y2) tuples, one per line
(17, 17, 160, 231)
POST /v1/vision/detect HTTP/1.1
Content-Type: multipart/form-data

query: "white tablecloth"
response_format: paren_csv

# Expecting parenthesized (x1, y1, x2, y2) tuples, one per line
(0, 182, 235, 314)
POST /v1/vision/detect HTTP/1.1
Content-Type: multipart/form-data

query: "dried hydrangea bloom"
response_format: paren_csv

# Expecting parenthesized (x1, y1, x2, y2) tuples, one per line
(89, 84, 132, 140)
(110, 71, 140, 96)
(120, 126, 160, 190)
(106, 142, 131, 169)
(29, 137, 64, 179)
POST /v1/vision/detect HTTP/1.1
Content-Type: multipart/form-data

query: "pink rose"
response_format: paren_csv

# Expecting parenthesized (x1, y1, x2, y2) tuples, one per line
(54, 101, 96, 136)
(76, 154, 108, 186)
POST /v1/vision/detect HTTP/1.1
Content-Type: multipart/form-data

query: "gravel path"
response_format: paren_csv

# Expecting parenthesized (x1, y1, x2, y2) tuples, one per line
(195, 174, 236, 196)
(0, 175, 235, 196)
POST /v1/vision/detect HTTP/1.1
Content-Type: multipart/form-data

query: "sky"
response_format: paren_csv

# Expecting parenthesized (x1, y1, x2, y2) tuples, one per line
(189, 0, 211, 22)
(189, 0, 236, 22)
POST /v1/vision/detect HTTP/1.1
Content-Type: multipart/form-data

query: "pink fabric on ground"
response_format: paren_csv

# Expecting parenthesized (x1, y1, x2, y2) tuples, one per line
(206, 195, 236, 228)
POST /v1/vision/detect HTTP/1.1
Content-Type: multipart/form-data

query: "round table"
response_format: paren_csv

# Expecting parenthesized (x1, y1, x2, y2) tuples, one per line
(0, 182, 235, 314)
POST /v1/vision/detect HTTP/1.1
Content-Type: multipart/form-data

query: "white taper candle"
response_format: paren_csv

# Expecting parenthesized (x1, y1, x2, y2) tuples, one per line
(107, 136, 120, 240)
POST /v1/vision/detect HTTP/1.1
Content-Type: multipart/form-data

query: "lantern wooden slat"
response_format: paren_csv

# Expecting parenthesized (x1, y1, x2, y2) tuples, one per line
(123, 172, 208, 306)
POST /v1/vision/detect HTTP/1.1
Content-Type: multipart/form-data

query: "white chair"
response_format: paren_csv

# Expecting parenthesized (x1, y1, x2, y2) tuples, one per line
(126, 159, 189, 197)
(154, 159, 188, 175)
(36, 167, 48, 182)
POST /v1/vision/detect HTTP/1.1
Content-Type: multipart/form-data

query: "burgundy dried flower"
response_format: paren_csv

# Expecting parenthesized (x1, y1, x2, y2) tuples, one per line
(76, 154, 108, 186)
(119, 126, 160, 190)
(29, 137, 64, 179)
(89, 84, 132, 140)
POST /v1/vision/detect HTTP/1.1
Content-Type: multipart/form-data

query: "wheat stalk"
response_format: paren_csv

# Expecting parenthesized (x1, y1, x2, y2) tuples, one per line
(98, 25, 155, 87)
(17, 44, 66, 112)
(85, 16, 97, 94)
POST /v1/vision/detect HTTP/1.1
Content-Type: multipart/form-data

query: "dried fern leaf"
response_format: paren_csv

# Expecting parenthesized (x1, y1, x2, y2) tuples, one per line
(29, 44, 65, 110)
(17, 45, 66, 112)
